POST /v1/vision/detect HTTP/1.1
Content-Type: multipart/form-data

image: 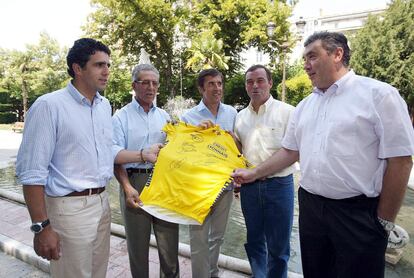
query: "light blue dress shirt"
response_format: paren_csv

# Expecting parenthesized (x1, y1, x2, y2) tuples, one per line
(181, 100, 237, 132)
(112, 97, 170, 169)
(16, 82, 113, 197)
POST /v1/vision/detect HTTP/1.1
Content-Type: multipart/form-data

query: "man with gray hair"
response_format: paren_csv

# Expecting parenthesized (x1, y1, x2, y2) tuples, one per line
(112, 64, 179, 277)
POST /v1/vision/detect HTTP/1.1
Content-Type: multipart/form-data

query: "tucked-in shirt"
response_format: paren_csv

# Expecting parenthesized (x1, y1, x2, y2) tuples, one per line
(282, 70, 414, 199)
(181, 100, 237, 132)
(235, 96, 297, 177)
(112, 97, 170, 169)
(16, 82, 113, 197)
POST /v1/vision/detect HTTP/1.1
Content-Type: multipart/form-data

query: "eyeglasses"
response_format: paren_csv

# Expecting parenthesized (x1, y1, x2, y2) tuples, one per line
(134, 80, 159, 87)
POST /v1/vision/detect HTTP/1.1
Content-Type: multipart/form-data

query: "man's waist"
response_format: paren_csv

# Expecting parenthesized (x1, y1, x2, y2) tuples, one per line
(64, 187, 106, 197)
(126, 168, 153, 175)
(299, 187, 379, 203)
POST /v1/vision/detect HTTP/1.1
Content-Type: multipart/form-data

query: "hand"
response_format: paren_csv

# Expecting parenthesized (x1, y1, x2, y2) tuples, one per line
(143, 143, 163, 163)
(124, 184, 143, 208)
(198, 120, 215, 129)
(233, 182, 241, 199)
(232, 168, 258, 184)
(33, 226, 61, 261)
(233, 182, 241, 193)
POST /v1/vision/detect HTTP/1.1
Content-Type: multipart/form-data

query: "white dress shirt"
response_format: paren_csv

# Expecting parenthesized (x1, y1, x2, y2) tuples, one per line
(235, 96, 297, 178)
(282, 70, 414, 199)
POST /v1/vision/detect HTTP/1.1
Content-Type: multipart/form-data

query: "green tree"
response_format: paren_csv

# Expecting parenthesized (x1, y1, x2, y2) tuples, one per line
(0, 33, 67, 120)
(351, 0, 414, 122)
(102, 49, 133, 112)
(86, 0, 181, 101)
(186, 31, 229, 72)
(282, 73, 312, 106)
(186, 0, 292, 74)
(85, 0, 293, 105)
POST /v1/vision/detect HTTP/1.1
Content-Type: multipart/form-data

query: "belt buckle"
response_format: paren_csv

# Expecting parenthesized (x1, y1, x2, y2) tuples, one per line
(88, 188, 93, 196)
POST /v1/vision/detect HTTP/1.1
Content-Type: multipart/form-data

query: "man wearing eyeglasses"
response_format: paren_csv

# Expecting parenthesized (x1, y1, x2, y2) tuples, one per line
(112, 64, 179, 278)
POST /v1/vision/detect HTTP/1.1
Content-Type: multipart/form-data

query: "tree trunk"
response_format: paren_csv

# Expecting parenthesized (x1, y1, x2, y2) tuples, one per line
(21, 80, 28, 121)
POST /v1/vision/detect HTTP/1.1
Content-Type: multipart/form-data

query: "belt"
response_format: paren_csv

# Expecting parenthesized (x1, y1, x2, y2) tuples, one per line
(65, 187, 105, 197)
(126, 168, 153, 175)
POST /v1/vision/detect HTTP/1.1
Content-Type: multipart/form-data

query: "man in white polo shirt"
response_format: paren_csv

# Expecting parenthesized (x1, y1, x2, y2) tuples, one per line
(234, 64, 296, 278)
(233, 32, 414, 278)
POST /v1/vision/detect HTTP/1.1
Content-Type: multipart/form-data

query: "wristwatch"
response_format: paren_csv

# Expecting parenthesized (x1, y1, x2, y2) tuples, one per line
(30, 219, 50, 234)
(377, 217, 395, 232)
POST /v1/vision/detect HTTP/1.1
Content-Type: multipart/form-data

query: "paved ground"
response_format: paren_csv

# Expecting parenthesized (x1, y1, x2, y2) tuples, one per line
(0, 251, 48, 277)
(0, 129, 254, 277)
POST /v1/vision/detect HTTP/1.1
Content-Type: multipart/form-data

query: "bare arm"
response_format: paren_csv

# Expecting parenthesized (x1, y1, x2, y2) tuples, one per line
(233, 147, 299, 184)
(114, 164, 142, 208)
(23, 185, 60, 260)
(377, 156, 413, 222)
(114, 143, 163, 164)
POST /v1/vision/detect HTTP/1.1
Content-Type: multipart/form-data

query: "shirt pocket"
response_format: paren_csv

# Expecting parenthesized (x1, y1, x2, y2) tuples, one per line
(326, 120, 356, 157)
(258, 126, 284, 151)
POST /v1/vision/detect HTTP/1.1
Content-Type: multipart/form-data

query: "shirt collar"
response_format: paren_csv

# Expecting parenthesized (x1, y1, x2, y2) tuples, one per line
(248, 95, 274, 113)
(312, 70, 354, 96)
(67, 82, 103, 105)
(132, 97, 156, 112)
(197, 100, 222, 113)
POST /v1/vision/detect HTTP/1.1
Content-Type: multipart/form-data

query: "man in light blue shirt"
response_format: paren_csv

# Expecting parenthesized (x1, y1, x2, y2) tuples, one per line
(16, 38, 113, 277)
(181, 68, 237, 278)
(112, 64, 179, 278)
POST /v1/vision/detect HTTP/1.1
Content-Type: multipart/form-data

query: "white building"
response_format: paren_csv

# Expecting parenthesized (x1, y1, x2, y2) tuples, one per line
(242, 0, 389, 68)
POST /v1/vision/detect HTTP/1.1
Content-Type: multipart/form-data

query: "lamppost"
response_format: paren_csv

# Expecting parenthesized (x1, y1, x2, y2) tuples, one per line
(266, 21, 289, 102)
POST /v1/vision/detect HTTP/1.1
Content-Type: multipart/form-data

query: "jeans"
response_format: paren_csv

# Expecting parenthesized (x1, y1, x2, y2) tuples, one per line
(240, 175, 294, 278)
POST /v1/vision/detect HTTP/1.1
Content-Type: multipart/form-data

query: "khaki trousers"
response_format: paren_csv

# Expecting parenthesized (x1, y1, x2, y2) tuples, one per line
(121, 172, 179, 278)
(45, 191, 111, 278)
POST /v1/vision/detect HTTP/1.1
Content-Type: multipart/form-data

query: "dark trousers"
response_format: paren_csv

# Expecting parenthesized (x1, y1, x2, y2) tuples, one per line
(298, 187, 388, 278)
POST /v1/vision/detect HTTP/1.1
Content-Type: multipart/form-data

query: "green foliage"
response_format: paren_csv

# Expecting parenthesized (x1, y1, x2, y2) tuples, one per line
(0, 33, 67, 120)
(102, 49, 133, 111)
(85, 0, 293, 105)
(86, 0, 180, 98)
(0, 112, 16, 124)
(224, 73, 249, 108)
(186, 0, 292, 74)
(0, 103, 13, 113)
(283, 73, 312, 106)
(351, 0, 414, 121)
(186, 31, 229, 72)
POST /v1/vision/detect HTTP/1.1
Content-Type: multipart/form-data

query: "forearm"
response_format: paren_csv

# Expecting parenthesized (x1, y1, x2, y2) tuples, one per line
(23, 185, 48, 222)
(114, 164, 133, 191)
(377, 156, 413, 222)
(114, 149, 142, 164)
(254, 148, 299, 179)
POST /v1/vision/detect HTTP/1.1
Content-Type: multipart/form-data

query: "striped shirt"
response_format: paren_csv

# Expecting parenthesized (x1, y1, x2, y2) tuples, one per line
(16, 82, 113, 197)
(112, 97, 170, 169)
